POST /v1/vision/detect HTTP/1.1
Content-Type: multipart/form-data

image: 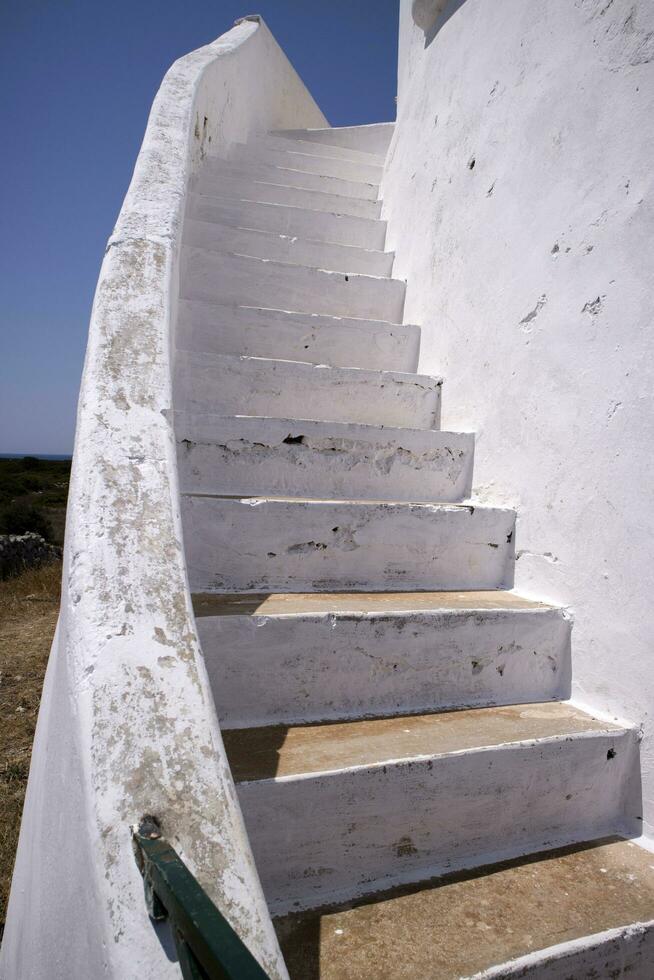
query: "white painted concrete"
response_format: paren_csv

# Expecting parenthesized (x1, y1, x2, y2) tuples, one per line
(257, 133, 386, 165)
(382, 0, 654, 839)
(199, 157, 381, 200)
(229, 141, 384, 183)
(182, 496, 515, 593)
(174, 352, 441, 429)
(469, 921, 654, 980)
(196, 600, 570, 728)
(274, 122, 394, 156)
(176, 298, 420, 371)
(7, 8, 650, 974)
(1, 16, 329, 980)
(187, 191, 387, 249)
(238, 724, 637, 913)
(192, 172, 381, 219)
(183, 218, 394, 278)
(175, 413, 473, 501)
(180, 247, 405, 322)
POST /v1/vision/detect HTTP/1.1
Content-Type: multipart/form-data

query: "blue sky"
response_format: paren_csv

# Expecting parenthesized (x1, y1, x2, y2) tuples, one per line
(0, 1, 399, 454)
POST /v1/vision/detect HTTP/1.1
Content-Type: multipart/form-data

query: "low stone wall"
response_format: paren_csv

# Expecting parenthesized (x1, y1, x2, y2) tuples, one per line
(0, 533, 62, 580)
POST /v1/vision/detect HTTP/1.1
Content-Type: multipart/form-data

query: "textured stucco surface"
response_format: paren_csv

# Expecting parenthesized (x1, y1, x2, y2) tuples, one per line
(1, 18, 326, 980)
(382, 0, 654, 837)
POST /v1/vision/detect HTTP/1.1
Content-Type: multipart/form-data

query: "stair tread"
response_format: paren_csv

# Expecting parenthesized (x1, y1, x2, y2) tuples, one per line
(201, 159, 380, 195)
(190, 188, 382, 222)
(274, 838, 654, 979)
(192, 590, 554, 618)
(177, 350, 438, 381)
(185, 218, 390, 259)
(178, 298, 413, 329)
(223, 702, 624, 782)
(195, 173, 381, 210)
(185, 495, 487, 507)
(182, 242, 396, 284)
(255, 135, 385, 166)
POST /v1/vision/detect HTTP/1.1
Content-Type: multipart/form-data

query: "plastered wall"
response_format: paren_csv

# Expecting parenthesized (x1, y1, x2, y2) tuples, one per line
(383, 0, 654, 836)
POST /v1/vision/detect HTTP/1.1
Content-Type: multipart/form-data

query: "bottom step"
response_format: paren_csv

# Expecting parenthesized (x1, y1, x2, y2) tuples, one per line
(275, 838, 654, 979)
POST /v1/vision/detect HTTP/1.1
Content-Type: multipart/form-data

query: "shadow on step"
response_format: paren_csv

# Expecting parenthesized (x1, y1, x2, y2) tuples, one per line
(274, 836, 653, 980)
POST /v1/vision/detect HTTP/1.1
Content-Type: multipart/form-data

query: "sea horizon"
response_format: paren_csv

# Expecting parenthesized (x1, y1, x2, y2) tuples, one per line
(0, 453, 72, 460)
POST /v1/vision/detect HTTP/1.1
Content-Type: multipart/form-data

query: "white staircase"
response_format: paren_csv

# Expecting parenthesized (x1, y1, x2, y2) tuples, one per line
(174, 127, 651, 977)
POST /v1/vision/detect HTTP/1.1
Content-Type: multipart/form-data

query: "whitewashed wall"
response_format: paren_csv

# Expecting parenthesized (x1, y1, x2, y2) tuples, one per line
(1, 18, 326, 980)
(383, 0, 654, 837)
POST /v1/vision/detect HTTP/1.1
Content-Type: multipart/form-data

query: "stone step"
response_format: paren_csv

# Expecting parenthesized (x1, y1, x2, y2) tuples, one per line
(191, 590, 570, 729)
(255, 133, 386, 166)
(175, 299, 419, 372)
(174, 353, 441, 429)
(227, 143, 384, 184)
(180, 247, 404, 323)
(182, 218, 394, 278)
(187, 191, 386, 249)
(224, 703, 637, 913)
(273, 122, 394, 156)
(175, 415, 472, 502)
(200, 156, 380, 200)
(192, 171, 381, 220)
(274, 838, 654, 979)
(181, 496, 515, 593)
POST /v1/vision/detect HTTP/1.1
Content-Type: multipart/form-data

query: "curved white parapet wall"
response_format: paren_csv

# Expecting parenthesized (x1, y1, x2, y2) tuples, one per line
(382, 0, 654, 836)
(1, 17, 326, 980)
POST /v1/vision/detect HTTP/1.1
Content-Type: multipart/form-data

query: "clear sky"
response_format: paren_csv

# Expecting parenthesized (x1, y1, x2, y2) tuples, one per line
(0, 0, 399, 455)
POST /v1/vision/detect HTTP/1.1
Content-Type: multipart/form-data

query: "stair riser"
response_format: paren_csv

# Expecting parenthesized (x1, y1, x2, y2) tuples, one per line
(175, 355, 441, 430)
(198, 608, 571, 728)
(256, 134, 386, 165)
(183, 219, 394, 277)
(193, 174, 381, 220)
(182, 497, 515, 593)
(236, 730, 636, 913)
(187, 192, 386, 251)
(175, 300, 419, 372)
(181, 248, 404, 323)
(176, 418, 472, 502)
(200, 160, 380, 200)
(229, 145, 383, 183)
(273, 124, 393, 156)
(473, 924, 654, 980)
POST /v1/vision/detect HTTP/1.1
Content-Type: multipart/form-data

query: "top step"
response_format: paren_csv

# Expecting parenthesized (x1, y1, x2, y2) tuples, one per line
(258, 134, 385, 167)
(273, 122, 394, 157)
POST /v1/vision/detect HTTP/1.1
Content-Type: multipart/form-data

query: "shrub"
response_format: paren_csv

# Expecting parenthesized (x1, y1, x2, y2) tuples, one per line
(0, 503, 53, 541)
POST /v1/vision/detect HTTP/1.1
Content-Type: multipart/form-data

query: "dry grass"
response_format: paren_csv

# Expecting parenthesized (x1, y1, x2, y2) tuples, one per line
(0, 561, 61, 930)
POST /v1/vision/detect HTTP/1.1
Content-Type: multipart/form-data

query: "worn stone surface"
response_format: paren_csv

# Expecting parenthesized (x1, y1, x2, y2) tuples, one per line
(275, 839, 654, 979)
(223, 702, 620, 781)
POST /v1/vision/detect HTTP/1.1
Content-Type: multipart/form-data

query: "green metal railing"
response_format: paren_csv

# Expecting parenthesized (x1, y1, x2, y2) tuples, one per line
(132, 817, 271, 980)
